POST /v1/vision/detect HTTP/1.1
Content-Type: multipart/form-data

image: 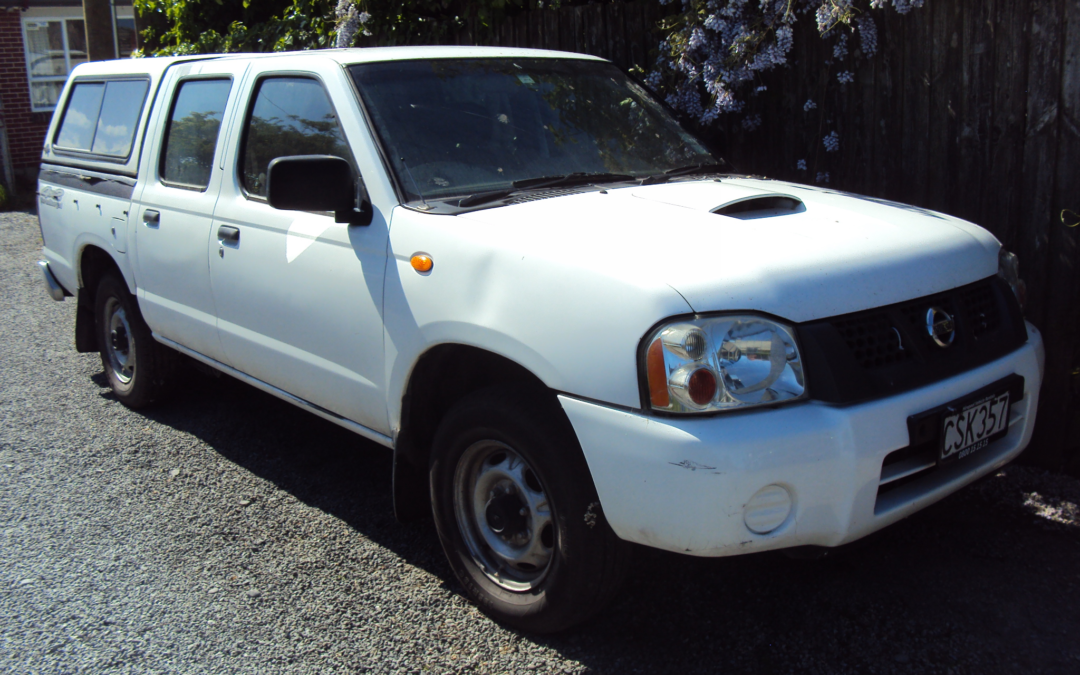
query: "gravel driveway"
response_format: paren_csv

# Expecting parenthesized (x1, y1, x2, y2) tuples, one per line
(2, 209, 1079, 674)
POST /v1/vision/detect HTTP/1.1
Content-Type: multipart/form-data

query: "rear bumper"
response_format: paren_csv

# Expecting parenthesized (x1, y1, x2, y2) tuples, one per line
(39, 260, 68, 301)
(559, 323, 1044, 557)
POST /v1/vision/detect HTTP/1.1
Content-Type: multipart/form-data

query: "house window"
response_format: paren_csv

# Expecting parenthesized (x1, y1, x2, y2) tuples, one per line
(21, 17, 138, 113)
(116, 19, 137, 58)
(22, 18, 88, 112)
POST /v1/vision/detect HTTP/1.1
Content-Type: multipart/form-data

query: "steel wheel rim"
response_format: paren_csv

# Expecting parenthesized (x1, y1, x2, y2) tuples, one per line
(104, 297, 136, 385)
(453, 440, 555, 592)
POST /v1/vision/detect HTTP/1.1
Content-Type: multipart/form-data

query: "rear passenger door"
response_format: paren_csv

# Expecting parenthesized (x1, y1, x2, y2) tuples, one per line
(131, 61, 249, 361)
(208, 61, 392, 435)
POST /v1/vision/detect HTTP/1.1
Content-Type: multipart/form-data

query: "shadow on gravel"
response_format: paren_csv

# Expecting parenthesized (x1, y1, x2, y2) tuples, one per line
(136, 369, 1080, 675)
(136, 370, 455, 583)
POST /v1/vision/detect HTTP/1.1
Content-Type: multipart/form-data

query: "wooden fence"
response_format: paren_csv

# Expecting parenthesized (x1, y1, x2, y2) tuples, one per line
(420, 0, 1080, 472)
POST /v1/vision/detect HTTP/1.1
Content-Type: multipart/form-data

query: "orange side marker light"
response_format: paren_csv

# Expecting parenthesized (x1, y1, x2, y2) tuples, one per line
(411, 254, 433, 273)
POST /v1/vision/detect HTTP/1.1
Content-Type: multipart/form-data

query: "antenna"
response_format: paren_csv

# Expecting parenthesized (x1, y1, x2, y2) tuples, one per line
(399, 157, 430, 210)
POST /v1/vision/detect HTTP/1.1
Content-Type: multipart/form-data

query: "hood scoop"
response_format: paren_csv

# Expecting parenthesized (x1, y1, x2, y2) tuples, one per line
(630, 182, 804, 219)
(712, 194, 804, 220)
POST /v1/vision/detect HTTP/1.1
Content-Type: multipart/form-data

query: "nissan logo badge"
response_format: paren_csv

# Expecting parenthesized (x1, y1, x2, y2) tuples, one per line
(926, 307, 955, 348)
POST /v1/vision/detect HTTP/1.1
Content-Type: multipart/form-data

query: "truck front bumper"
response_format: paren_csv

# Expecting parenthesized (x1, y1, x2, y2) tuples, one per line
(559, 323, 1044, 557)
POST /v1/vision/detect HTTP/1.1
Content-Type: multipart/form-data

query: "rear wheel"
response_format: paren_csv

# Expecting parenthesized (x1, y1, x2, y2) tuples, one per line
(95, 275, 176, 408)
(430, 386, 629, 633)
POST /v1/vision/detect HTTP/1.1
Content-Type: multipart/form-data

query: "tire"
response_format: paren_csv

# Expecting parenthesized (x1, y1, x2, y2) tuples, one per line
(429, 386, 630, 633)
(94, 274, 176, 408)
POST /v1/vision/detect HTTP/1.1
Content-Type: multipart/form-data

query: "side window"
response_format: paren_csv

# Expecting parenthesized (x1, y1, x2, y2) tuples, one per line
(55, 83, 104, 150)
(240, 77, 351, 198)
(92, 80, 150, 156)
(55, 79, 149, 158)
(160, 79, 233, 190)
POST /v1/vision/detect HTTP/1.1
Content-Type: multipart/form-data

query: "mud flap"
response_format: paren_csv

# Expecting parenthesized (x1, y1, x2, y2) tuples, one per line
(74, 290, 97, 353)
(392, 448, 431, 524)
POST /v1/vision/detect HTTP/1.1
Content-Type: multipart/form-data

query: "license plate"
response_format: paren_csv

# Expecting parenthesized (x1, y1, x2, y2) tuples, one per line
(940, 390, 1010, 462)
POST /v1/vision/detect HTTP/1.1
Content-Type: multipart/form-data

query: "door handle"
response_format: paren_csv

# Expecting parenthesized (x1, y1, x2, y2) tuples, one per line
(217, 225, 240, 244)
(143, 209, 160, 227)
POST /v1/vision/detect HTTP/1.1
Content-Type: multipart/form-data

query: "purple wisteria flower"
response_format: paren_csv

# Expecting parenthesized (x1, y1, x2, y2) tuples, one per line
(651, 1, 926, 126)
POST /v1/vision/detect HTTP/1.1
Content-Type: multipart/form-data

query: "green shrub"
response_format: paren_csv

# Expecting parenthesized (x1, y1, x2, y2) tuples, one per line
(0, 182, 8, 211)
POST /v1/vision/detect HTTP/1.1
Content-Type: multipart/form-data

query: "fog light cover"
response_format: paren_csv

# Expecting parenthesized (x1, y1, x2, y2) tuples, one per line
(743, 485, 792, 534)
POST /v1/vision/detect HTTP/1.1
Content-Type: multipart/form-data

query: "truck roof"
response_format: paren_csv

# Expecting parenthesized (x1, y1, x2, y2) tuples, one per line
(68, 46, 606, 78)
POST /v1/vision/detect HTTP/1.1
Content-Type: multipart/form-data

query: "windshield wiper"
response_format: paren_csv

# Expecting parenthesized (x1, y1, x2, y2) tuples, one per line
(456, 189, 513, 208)
(639, 162, 728, 185)
(511, 172, 634, 190)
(445, 172, 640, 209)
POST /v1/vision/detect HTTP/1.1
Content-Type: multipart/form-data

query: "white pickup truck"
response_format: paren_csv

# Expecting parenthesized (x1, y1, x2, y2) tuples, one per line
(37, 47, 1043, 632)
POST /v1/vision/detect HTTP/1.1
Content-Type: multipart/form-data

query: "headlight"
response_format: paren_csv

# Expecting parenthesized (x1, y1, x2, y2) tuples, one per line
(998, 248, 1026, 311)
(642, 315, 807, 413)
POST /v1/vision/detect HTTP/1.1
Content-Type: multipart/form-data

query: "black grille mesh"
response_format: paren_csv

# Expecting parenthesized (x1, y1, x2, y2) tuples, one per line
(798, 276, 1027, 404)
(831, 279, 1005, 373)
(959, 283, 1001, 338)
(834, 314, 913, 369)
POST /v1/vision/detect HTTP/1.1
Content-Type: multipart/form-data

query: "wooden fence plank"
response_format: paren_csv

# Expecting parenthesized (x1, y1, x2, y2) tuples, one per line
(925, 0, 954, 212)
(1019, 0, 1068, 468)
(854, 22, 878, 196)
(585, 4, 606, 60)
(876, 9, 905, 202)
(955, 0, 995, 229)
(528, 9, 543, 49)
(1048, 0, 1080, 470)
(1020, 0, 1064, 334)
(985, 0, 1031, 251)
(542, 9, 559, 51)
(626, 2, 646, 72)
(900, 5, 929, 207)
(609, 1, 627, 70)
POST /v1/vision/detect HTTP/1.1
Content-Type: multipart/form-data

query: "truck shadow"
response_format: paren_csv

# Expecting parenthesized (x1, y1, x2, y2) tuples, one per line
(135, 369, 1080, 675)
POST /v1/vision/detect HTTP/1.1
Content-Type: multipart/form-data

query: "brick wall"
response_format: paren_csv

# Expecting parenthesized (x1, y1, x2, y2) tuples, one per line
(1, 8, 52, 192)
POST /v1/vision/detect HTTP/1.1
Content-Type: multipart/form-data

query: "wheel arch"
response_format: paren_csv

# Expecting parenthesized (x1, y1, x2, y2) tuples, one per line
(392, 343, 558, 523)
(74, 244, 131, 353)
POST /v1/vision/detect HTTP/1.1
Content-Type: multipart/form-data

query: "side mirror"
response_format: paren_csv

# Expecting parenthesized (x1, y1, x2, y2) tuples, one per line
(266, 155, 373, 225)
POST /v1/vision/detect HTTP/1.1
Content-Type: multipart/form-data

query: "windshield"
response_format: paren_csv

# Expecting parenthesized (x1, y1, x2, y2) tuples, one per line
(349, 58, 720, 203)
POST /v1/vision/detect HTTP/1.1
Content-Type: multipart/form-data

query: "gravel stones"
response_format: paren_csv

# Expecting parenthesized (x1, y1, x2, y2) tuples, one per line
(2, 210, 1080, 673)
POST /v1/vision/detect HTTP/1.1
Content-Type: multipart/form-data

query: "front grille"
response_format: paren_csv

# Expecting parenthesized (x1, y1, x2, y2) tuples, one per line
(798, 276, 1027, 404)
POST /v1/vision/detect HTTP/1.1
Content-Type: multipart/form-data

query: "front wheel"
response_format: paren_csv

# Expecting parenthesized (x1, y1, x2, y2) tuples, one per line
(430, 387, 629, 633)
(95, 275, 176, 408)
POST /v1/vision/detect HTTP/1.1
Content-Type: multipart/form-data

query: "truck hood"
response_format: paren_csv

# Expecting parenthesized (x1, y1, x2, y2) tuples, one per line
(457, 177, 1001, 323)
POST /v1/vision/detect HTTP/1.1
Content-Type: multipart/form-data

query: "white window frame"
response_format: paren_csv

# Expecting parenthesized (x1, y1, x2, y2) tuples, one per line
(20, 16, 86, 113)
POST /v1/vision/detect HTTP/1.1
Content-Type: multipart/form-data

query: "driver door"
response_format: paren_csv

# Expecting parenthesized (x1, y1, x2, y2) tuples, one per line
(208, 61, 392, 435)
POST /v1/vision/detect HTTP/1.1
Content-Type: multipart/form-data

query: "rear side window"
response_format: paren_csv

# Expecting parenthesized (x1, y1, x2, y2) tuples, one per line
(55, 78, 149, 158)
(160, 79, 233, 190)
(55, 83, 104, 150)
(240, 77, 351, 198)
